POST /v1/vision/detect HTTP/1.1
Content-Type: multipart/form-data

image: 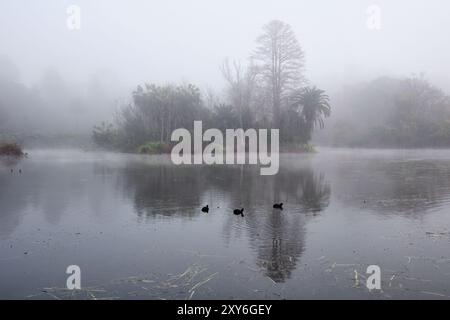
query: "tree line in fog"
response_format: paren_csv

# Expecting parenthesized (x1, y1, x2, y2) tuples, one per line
(92, 20, 331, 153)
(3, 20, 450, 150)
(317, 74, 450, 148)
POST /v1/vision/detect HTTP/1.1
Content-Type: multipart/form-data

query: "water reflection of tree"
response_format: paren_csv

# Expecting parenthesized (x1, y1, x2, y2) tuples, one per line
(0, 161, 79, 236)
(0, 158, 125, 237)
(208, 165, 330, 283)
(252, 169, 330, 282)
(0, 171, 28, 238)
(122, 161, 331, 282)
(121, 165, 205, 220)
(334, 159, 450, 216)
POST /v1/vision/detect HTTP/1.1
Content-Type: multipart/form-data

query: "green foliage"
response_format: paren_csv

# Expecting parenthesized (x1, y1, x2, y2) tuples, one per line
(123, 83, 206, 147)
(282, 86, 331, 144)
(210, 103, 239, 131)
(92, 122, 117, 150)
(92, 83, 210, 151)
(280, 142, 316, 153)
(137, 142, 171, 154)
(330, 76, 450, 148)
(93, 83, 331, 153)
(302, 143, 317, 153)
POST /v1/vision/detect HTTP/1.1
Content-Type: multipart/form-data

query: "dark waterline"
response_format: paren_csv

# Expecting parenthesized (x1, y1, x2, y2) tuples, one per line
(1, 148, 450, 299)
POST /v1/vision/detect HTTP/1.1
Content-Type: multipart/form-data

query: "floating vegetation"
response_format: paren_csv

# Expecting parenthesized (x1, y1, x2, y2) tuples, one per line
(26, 287, 114, 300)
(425, 231, 450, 240)
(30, 263, 218, 300)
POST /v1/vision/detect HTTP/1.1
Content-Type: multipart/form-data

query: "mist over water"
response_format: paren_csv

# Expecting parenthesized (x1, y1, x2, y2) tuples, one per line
(1, 149, 450, 299)
(2, 1, 450, 300)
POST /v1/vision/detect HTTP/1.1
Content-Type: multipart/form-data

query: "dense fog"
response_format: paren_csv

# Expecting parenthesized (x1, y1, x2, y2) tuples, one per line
(1, 0, 450, 148)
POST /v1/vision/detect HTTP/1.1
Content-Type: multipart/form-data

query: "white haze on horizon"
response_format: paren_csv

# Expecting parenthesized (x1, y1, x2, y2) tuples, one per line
(1, 0, 450, 97)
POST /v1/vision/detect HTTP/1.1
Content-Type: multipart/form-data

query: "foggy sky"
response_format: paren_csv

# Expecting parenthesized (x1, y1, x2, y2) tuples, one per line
(1, 0, 450, 93)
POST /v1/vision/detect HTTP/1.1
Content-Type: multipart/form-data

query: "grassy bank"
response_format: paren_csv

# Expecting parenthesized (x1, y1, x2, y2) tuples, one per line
(279, 143, 317, 153)
(137, 142, 172, 154)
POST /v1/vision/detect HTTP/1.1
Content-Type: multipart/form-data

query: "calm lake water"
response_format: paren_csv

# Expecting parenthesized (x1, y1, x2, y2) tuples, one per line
(1, 148, 450, 299)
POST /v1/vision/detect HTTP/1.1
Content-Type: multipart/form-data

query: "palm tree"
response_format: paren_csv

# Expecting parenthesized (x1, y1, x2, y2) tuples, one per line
(290, 86, 331, 142)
